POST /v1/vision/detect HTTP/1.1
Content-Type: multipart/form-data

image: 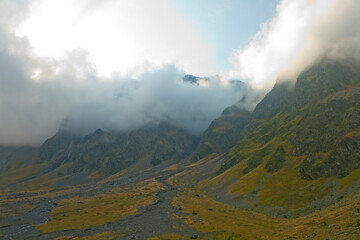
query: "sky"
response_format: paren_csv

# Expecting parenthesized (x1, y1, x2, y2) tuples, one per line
(16, 0, 279, 77)
(1, 0, 360, 146)
(172, 0, 279, 72)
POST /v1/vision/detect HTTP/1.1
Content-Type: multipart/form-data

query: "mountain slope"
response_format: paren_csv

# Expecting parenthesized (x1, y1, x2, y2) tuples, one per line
(38, 122, 198, 177)
(0, 146, 40, 187)
(1, 59, 360, 239)
(198, 59, 360, 212)
(190, 105, 251, 162)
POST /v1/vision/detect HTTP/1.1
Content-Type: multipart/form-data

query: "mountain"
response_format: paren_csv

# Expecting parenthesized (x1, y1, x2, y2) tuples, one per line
(0, 146, 40, 188)
(190, 105, 251, 162)
(183, 74, 206, 84)
(1, 58, 360, 239)
(198, 58, 360, 213)
(38, 122, 199, 176)
(183, 74, 246, 90)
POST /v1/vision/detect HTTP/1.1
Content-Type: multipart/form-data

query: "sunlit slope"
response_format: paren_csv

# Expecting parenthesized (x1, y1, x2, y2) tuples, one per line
(198, 59, 360, 211)
(161, 187, 360, 239)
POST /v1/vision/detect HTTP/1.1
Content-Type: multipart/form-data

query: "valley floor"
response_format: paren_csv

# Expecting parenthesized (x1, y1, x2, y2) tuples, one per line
(1, 159, 360, 240)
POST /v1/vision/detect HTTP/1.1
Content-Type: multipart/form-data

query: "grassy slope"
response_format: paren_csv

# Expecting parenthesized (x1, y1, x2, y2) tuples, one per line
(169, 189, 360, 239)
(36, 179, 164, 233)
(0, 146, 44, 190)
(197, 59, 360, 211)
(190, 106, 251, 162)
(150, 154, 360, 240)
(54, 232, 126, 240)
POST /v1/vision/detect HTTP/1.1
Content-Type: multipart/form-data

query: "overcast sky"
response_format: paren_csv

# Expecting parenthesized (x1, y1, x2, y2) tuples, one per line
(0, 0, 359, 146)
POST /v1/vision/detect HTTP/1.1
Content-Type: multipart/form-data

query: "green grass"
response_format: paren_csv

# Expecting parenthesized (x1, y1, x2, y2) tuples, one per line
(172, 188, 360, 239)
(54, 231, 126, 240)
(265, 145, 286, 172)
(0, 163, 44, 187)
(172, 191, 284, 239)
(36, 180, 164, 233)
(243, 146, 270, 174)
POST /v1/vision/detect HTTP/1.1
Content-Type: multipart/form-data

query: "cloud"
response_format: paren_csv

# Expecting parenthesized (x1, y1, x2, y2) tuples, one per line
(0, 0, 245, 146)
(61, 66, 244, 136)
(0, 58, 244, 146)
(3, 0, 359, 146)
(230, 0, 360, 90)
(16, 0, 216, 77)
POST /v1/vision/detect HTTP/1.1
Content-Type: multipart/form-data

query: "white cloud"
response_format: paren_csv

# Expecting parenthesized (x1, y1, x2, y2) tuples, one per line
(2, 0, 360, 146)
(0, 0, 244, 146)
(16, 0, 216, 77)
(229, 0, 339, 90)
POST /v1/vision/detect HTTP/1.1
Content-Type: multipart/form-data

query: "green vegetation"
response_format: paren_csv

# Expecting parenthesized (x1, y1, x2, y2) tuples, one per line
(148, 234, 192, 240)
(2, 59, 360, 239)
(265, 145, 286, 172)
(191, 107, 250, 162)
(243, 146, 269, 174)
(150, 158, 162, 166)
(36, 180, 164, 233)
(172, 191, 284, 239)
(170, 173, 360, 240)
(54, 232, 126, 240)
(218, 59, 360, 180)
(38, 123, 198, 175)
(197, 59, 360, 210)
(0, 146, 41, 187)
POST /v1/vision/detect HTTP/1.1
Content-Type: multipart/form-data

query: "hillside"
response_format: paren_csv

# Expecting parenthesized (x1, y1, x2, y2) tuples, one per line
(39, 122, 198, 176)
(190, 105, 251, 162)
(199, 59, 360, 214)
(1, 59, 360, 239)
(0, 122, 198, 192)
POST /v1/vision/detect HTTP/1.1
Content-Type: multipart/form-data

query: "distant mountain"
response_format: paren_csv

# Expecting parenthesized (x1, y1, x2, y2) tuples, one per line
(183, 74, 246, 90)
(190, 105, 251, 162)
(182, 74, 250, 162)
(38, 122, 199, 176)
(183, 74, 206, 84)
(1, 58, 359, 218)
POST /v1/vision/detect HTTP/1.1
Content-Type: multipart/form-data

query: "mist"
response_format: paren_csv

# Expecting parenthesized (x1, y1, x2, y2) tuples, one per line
(0, 50, 244, 146)
(0, 1, 245, 146)
(230, 0, 360, 91)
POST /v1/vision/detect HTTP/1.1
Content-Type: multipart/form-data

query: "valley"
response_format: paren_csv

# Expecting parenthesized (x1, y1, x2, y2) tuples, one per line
(2, 154, 360, 239)
(1, 59, 360, 239)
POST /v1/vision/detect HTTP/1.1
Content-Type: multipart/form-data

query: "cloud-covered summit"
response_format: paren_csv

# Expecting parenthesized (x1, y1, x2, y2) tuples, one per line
(230, 0, 360, 90)
(0, 0, 246, 146)
(1, 0, 359, 146)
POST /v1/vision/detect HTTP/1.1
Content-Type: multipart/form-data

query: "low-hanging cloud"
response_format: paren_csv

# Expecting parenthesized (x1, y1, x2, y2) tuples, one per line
(230, 0, 360, 91)
(3, 0, 360, 146)
(0, 48, 244, 146)
(0, 0, 245, 146)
